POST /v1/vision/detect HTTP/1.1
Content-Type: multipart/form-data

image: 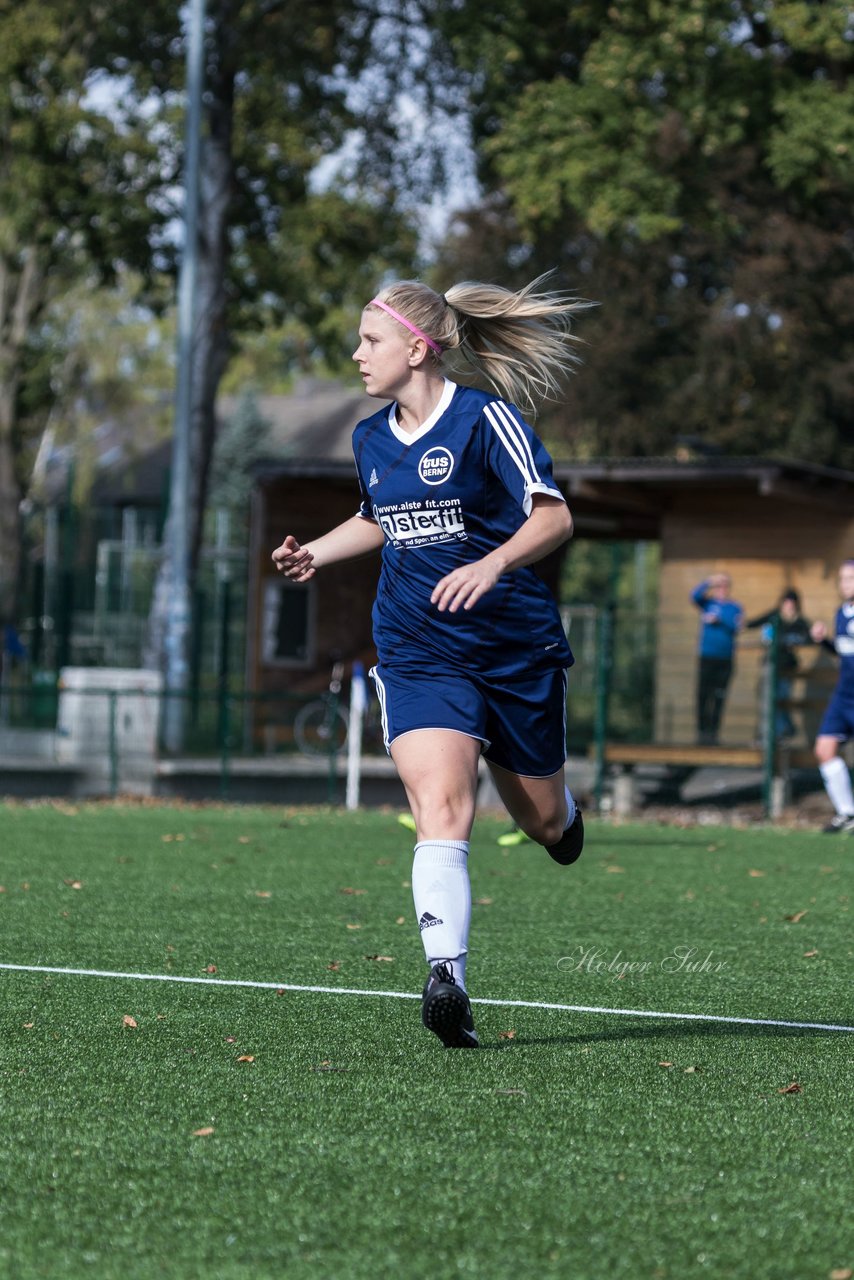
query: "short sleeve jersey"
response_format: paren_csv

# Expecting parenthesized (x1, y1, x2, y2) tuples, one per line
(352, 379, 573, 680)
(832, 603, 854, 700)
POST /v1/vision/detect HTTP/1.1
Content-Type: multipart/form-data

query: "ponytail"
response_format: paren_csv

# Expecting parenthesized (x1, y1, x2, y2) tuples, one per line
(368, 273, 591, 413)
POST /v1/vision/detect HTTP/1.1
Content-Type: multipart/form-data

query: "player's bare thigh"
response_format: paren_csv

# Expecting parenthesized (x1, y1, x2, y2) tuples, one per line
(391, 728, 482, 841)
(486, 760, 568, 848)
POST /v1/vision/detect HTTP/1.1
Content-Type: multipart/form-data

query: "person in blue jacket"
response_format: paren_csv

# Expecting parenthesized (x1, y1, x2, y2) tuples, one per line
(691, 573, 744, 744)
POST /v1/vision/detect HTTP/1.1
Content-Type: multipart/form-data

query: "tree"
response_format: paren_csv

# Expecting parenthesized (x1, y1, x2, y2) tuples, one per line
(0, 0, 164, 627)
(1, 0, 433, 663)
(93, 0, 426, 573)
(431, 0, 854, 466)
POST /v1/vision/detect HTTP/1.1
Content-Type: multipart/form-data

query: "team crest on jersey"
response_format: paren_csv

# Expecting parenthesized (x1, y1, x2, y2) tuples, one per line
(418, 446, 454, 486)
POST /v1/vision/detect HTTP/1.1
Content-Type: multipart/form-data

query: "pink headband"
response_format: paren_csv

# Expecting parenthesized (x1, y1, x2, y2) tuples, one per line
(369, 298, 444, 355)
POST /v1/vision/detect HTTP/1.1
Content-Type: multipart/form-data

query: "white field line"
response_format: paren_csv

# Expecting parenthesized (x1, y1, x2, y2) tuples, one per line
(2, 962, 854, 1033)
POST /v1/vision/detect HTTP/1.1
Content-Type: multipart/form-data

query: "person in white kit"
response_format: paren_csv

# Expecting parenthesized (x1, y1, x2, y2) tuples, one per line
(272, 276, 587, 1047)
(811, 560, 854, 833)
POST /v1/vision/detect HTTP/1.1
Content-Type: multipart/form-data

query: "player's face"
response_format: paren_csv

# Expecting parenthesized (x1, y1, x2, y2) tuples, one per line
(353, 310, 414, 400)
(838, 563, 854, 602)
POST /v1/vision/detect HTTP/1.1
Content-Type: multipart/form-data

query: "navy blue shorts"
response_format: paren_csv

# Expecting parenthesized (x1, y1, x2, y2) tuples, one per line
(817, 691, 854, 741)
(370, 663, 568, 778)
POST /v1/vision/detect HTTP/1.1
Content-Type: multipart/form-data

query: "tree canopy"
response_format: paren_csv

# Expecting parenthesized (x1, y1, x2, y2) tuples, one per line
(432, 0, 854, 466)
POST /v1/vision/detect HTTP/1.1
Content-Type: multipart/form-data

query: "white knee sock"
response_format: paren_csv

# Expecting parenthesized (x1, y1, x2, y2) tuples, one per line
(412, 840, 471, 990)
(563, 785, 577, 830)
(819, 757, 854, 816)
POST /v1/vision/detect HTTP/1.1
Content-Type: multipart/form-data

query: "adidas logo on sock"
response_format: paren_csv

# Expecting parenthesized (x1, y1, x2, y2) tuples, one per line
(419, 911, 443, 931)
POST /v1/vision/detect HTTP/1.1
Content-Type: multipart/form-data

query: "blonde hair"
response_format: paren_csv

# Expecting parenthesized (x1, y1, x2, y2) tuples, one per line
(369, 274, 590, 413)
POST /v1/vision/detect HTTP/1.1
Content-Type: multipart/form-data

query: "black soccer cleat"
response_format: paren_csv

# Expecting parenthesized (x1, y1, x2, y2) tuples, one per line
(421, 962, 479, 1049)
(821, 813, 854, 834)
(546, 804, 584, 866)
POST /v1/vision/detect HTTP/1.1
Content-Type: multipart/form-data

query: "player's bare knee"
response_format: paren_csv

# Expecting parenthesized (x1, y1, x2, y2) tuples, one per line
(411, 792, 475, 838)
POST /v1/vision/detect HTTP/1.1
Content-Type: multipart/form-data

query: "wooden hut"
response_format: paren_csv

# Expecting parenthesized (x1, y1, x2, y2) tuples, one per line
(246, 381, 854, 752)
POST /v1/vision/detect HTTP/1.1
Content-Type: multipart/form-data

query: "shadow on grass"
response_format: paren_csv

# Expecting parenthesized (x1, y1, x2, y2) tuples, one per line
(497, 1019, 851, 1050)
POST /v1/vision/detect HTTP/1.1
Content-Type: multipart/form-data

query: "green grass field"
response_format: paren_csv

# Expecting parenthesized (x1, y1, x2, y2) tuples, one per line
(1, 800, 852, 1280)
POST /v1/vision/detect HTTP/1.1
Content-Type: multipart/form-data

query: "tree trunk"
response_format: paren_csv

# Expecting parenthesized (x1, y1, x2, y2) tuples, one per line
(0, 246, 46, 626)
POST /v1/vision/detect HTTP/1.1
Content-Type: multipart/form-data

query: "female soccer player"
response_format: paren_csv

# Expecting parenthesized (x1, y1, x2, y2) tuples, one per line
(272, 277, 586, 1048)
(811, 560, 854, 833)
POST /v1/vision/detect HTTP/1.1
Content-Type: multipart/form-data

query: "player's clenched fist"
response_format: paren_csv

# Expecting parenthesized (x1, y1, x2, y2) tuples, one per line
(272, 535, 315, 582)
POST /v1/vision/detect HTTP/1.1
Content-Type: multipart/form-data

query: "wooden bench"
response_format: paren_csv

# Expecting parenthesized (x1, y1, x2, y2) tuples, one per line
(598, 741, 819, 816)
(603, 743, 764, 769)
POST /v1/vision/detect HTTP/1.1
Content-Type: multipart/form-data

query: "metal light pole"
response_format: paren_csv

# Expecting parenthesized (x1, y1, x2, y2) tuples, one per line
(162, 0, 206, 752)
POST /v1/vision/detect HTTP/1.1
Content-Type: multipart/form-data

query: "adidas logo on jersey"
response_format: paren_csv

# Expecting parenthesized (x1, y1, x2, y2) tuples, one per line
(419, 911, 443, 931)
(368, 468, 379, 487)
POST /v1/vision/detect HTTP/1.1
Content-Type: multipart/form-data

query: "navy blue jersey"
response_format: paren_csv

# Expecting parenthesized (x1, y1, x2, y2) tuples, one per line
(832, 604, 854, 700)
(352, 380, 573, 679)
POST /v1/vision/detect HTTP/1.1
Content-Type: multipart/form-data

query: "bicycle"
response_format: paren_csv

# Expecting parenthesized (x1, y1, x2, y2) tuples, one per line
(293, 662, 349, 756)
(293, 663, 386, 756)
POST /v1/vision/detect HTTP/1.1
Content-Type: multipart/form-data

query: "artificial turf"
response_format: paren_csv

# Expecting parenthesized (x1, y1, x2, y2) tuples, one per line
(1, 800, 852, 1280)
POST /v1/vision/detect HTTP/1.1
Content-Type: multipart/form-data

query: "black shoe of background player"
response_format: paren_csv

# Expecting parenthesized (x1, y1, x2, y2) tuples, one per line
(821, 813, 854, 834)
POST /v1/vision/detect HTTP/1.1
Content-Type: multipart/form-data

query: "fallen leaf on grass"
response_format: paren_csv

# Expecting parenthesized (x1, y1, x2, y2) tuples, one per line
(122, 1016, 138, 1029)
(395, 916, 405, 925)
(785, 910, 808, 923)
(830, 1269, 853, 1280)
(192, 1127, 215, 1137)
(748, 869, 766, 878)
(605, 866, 625, 874)
(63, 879, 83, 890)
(340, 887, 367, 896)
(23, 1023, 34, 1029)
(659, 1061, 674, 1068)
(204, 964, 217, 973)
(237, 836, 251, 844)
(311, 1060, 347, 1072)
(254, 891, 272, 898)
(683, 1065, 701, 1073)
(327, 962, 341, 972)
(364, 954, 394, 963)
(236, 1055, 255, 1064)
(495, 1088, 526, 1096)
(803, 950, 819, 958)
(225, 1036, 237, 1043)
(345, 923, 362, 931)
(778, 1082, 802, 1094)
(475, 897, 493, 906)
(498, 1029, 516, 1040)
